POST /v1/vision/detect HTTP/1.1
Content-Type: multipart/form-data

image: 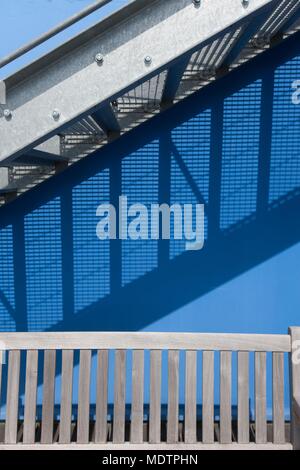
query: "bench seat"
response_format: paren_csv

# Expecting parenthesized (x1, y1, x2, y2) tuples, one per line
(0, 329, 299, 450)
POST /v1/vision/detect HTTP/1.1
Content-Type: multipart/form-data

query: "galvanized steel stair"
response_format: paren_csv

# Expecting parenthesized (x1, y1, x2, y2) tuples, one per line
(0, 0, 300, 205)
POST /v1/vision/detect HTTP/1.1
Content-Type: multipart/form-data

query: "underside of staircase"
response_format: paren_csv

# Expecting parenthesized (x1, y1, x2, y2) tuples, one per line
(0, 0, 300, 206)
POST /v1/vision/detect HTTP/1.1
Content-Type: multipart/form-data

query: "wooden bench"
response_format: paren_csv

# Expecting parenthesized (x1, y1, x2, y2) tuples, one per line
(0, 328, 299, 450)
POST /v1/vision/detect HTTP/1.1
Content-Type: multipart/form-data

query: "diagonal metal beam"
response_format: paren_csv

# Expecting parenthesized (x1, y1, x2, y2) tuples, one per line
(217, 4, 275, 72)
(91, 103, 120, 135)
(13, 151, 68, 167)
(161, 56, 191, 107)
(1, 136, 67, 166)
(34, 135, 61, 155)
(0, 0, 275, 164)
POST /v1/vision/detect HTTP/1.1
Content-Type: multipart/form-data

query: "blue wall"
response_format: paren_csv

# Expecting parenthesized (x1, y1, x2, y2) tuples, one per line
(1, 33, 300, 417)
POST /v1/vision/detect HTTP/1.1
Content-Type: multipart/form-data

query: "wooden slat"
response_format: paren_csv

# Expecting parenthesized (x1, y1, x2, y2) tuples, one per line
(23, 350, 38, 444)
(41, 350, 56, 444)
(0, 332, 291, 352)
(255, 351, 267, 444)
(167, 350, 179, 444)
(5, 350, 20, 444)
(131, 350, 144, 444)
(185, 350, 197, 444)
(95, 350, 109, 444)
(149, 350, 162, 444)
(202, 351, 214, 444)
(113, 350, 126, 444)
(273, 352, 285, 444)
(220, 351, 232, 444)
(238, 351, 249, 444)
(77, 350, 91, 444)
(59, 350, 74, 444)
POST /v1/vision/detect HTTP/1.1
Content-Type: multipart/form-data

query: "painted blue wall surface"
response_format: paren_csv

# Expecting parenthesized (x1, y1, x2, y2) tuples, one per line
(0, 30, 300, 418)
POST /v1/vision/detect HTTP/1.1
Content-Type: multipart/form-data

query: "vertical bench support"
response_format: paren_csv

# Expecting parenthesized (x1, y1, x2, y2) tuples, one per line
(289, 327, 300, 450)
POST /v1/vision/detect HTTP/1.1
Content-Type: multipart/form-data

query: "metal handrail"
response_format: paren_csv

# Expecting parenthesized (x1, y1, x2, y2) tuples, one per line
(0, 0, 113, 69)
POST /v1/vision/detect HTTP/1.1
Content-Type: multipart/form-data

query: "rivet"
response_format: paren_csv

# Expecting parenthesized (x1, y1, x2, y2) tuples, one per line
(95, 53, 104, 65)
(193, 0, 201, 6)
(52, 109, 60, 120)
(144, 56, 152, 66)
(3, 109, 12, 120)
(242, 0, 250, 7)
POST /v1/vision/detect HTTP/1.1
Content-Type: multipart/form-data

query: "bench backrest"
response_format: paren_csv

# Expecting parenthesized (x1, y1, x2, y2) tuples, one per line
(0, 329, 299, 448)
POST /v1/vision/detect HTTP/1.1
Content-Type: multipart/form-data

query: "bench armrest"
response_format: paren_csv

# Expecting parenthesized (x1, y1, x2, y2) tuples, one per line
(295, 397, 300, 423)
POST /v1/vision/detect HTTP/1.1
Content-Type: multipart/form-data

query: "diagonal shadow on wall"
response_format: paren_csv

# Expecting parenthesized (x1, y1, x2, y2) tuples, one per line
(0, 32, 299, 336)
(0, 30, 300, 417)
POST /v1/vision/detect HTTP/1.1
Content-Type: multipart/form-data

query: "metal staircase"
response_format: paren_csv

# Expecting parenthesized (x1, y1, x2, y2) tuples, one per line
(0, 0, 300, 205)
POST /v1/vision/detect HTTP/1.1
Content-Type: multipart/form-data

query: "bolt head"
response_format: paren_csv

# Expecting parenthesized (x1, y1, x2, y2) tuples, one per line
(3, 109, 12, 119)
(52, 109, 60, 120)
(144, 56, 152, 66)
(193, 0, 201, 6)
(95, 53, 104, 64)
(242, 0, 249, 7)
